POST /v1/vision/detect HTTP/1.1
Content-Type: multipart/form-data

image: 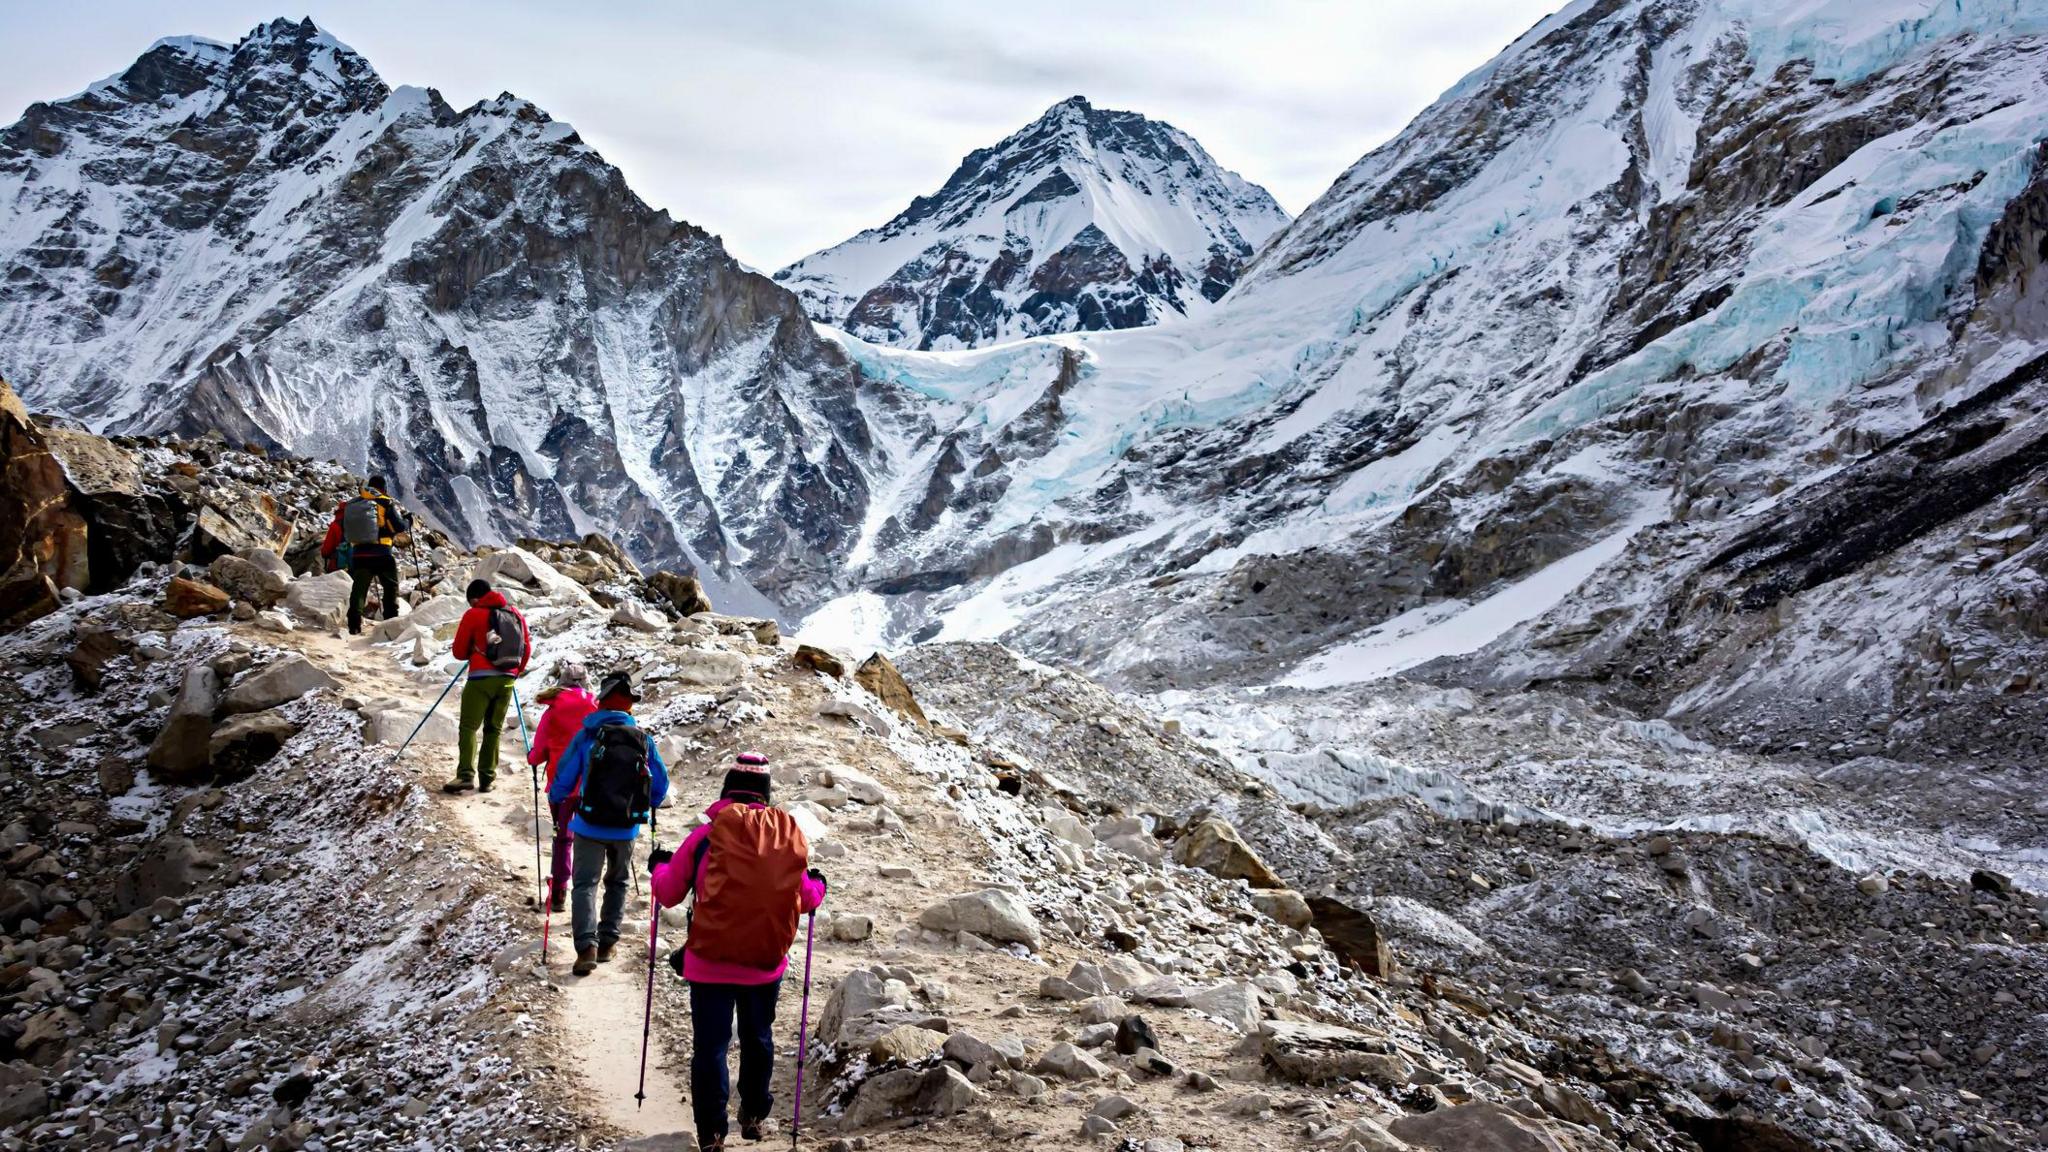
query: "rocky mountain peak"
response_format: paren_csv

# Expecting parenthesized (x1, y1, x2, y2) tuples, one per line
(216, 17, 385, 118)
(777, 96, 1290, 349)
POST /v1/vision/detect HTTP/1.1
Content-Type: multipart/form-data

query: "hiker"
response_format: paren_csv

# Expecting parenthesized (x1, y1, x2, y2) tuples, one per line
(650, 752, 825, 1150)
(546, 671, 670, 976)
(443, 578, 532, 795)
(527, 660, 597, 912)
(319, 476, 412, 634)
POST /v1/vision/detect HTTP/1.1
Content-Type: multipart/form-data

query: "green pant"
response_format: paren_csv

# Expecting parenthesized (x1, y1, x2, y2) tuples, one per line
(456, 676, 514, 787)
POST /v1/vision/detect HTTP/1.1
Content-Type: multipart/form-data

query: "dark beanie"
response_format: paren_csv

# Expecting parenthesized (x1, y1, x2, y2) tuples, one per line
(466, 578, 492, 601)
(721, 751, 771, 803)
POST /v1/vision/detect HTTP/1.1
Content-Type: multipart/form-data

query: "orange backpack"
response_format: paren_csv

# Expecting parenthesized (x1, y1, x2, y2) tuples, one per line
(686, 804, 809, 970)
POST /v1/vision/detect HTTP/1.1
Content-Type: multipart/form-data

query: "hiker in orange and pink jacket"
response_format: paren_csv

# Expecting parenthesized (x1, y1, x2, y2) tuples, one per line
(527, 660, 597, 913)
(650, 752, 825, 1149)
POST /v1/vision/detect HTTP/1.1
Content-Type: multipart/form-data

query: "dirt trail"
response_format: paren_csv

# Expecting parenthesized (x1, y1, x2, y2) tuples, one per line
(299, 630, 695, 1144)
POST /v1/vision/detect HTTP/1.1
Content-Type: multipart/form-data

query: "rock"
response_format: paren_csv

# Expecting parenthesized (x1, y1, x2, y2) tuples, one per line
(1076, 997, 1126, 1025)
(1692, 983, 1736, 1013)
(1249, 888, 1313, 930)
(1387, 1102, 1576, 1152)
(64, 625, 129, 693)
(818, 765, 892, 806)
(0, 1079, 46, 1127)
(1127, 977, 1191, 1007)
(1971, 869, 2015, 897)
(1008, 1072, 1048, 1099)
(1043, 809, 1095, 848)
(221, 655, 337, 714)
(793, 644, 846, 677)
(1333, 1118, 1411, 1152)
(610, 599, 668, 632)
(1095, 816, 1164, 864)
(164, 576, 230, 617)
(1090, 1094, 1140, 1121)
(0, 380, 89, 627)
(1305, 895, 1396, 978)
(471, 547, 591, 605)
(284, 570, 355, 631)
(1189, 981, 1262, 1034)
(871, 1023, 946, 1065)
(1080, 1115, 1118, 1138)
(43, 423, 170, 591)
(1259, 1020, 1399, 1084)
(1114, 1015, 1158, 1056)
(942, 1031, 1025, 1073)
(829, 913, 874, 942)
(917, 889, 1041, 949)
(1173, 817, 1283, 889)
(239, 546, 293, 585)
(363, 700, 457, 747)
(669, 648, 748, 687)
(1857, 872, 1889, 896)
(207, 554, 288, 609)
(647, 570, 712, 616)
(1536, 1082, 1609, 1131)
(818, 970, 914, 1045)
(190, 494, 291, 562)
(841, 1064, 981, 1128)
(256, 609, 294, 633)
(0, 879, 43, 925)
(370, 594, 465, 642)
(208, 709, 301, 779)
(146, 664, 223, 782)
(1034, 1042, 1110, 1081)
(855, 652, 929, 728)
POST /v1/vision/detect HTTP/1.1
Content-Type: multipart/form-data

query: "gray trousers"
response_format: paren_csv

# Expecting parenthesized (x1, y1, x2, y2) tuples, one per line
(571, 836, 633, 951)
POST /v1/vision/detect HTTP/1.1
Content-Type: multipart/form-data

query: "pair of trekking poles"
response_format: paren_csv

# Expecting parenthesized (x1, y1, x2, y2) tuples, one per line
(389, 665, 821, 1144)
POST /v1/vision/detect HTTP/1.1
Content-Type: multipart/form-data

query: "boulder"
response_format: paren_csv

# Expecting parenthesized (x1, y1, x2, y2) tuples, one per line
(1306, 896, 1396, 978)
(146, 664, 222, 782)
(818, 765, 892, 806)
(65, 625, 130, 693)
(793, 644, 846, 677)
(208, 709, 301, 780)
(669, 649, 748, 687)
(818, 969, 914, 1046)
(942, 1031, 1025, 1073)
(371, 594, 466, 642)
(1387, 1102, 1577, 1152)
(1033, 1042, 1110, 1081)
(207, 554, 288, 609)
(285, 570, 355, 631)
(828, 913, 873, 942)
(647, 570, 711, 616)
(0, 1079, 46, 1128)
(1173, 817, 1283, 889)
(1113, 1015, 1158, 1056)
(239, 546, 294, 585)
(471, 547, 591, 605)
(1249, 888, 1313, 930)
(1332, 1117, 1412, 1152)
(840, 1064, 982, 1129)
(610, 599, 667, 632)
(870, 1024, 946, 1065)
(44, 424, 172, 592)
(164, 576, 230, 618)
(190, 494, 292, 562)
(917, 889, 1041, 949)
(221, 656, 336, 715)
(855, 652, 928, 728)
(1095, 816, 1163, 865)
(1259, 1020, 1400, 1084)
(0, 379, 90, 627)
(1188, 982, 1262, 1034)
(363, 700, 457, 748)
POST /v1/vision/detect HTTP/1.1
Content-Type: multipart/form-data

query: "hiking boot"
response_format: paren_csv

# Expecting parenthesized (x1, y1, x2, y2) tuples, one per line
(441, 778, 475, 795)
(596, 942, 615, 963)
(476, 779, 495, 794)
(698, 1139, 724, 1152)
(549, 892, 566, 913)
(572, 947, 597, 976)
(739, 1115, 765, 1142)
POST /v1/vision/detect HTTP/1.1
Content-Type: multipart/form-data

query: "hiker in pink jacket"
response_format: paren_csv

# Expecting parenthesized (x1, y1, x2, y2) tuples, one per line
(527, 660, 597, 912)
(650, 752, 825, 1149)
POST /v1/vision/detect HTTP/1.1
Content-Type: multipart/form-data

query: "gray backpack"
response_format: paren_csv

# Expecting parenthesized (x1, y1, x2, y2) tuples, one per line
(342, 498, 384, 545)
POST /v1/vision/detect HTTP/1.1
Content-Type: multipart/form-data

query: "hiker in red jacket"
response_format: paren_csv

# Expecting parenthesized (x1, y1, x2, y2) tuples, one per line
(650, 753, 825, 1149)
(527, 660, 596, 912)
(318, 475, 412, 634)
(443, 578, 531, 795)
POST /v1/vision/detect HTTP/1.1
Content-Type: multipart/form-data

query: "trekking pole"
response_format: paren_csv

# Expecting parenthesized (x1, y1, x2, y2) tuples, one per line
(391, 664, 465, 763)
(791, 908, 817, 1151)
(512, 687, 543, 912)
(635, 812, 661, 1110)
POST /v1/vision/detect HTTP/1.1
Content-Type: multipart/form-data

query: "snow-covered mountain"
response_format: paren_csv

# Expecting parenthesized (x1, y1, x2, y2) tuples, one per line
(775, 96, 1291, 350)
(794, 0, 2048, 773)
(0, 18, 905, 611)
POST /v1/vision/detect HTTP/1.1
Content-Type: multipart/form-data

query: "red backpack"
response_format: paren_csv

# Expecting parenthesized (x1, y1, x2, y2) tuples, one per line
(687, 805, 809, 969)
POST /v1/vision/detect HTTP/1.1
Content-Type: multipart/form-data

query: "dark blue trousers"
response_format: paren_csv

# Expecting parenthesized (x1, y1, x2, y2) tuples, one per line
(689, 978, 781, 1143)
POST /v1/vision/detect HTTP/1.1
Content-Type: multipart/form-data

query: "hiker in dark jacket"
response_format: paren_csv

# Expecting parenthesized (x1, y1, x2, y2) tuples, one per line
(650, 753, 824, 1149)
(442, 578, 531, 796)
(547, 671, 670, 976)
(319, 476, 411, 635)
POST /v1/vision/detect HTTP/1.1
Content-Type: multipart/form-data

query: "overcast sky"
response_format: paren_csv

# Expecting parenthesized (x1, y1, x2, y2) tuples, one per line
(0, 1, 1563, 270)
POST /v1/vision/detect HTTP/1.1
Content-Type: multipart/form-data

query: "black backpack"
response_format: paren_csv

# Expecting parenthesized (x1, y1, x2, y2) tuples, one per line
(482, 605, 524, 672)
(577, 722, 652, 827)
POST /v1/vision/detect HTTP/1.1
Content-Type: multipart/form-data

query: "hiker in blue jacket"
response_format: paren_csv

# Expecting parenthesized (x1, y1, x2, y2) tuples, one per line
(547, 671, 671, 975)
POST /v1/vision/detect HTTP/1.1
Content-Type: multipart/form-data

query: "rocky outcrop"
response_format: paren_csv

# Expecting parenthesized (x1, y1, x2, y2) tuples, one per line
(0, 378, 87, 630)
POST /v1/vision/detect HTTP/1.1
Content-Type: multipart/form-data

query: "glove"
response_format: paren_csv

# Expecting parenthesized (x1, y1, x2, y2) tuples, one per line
(649, 846, 674, 870)
(806, 867, 827, 894)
